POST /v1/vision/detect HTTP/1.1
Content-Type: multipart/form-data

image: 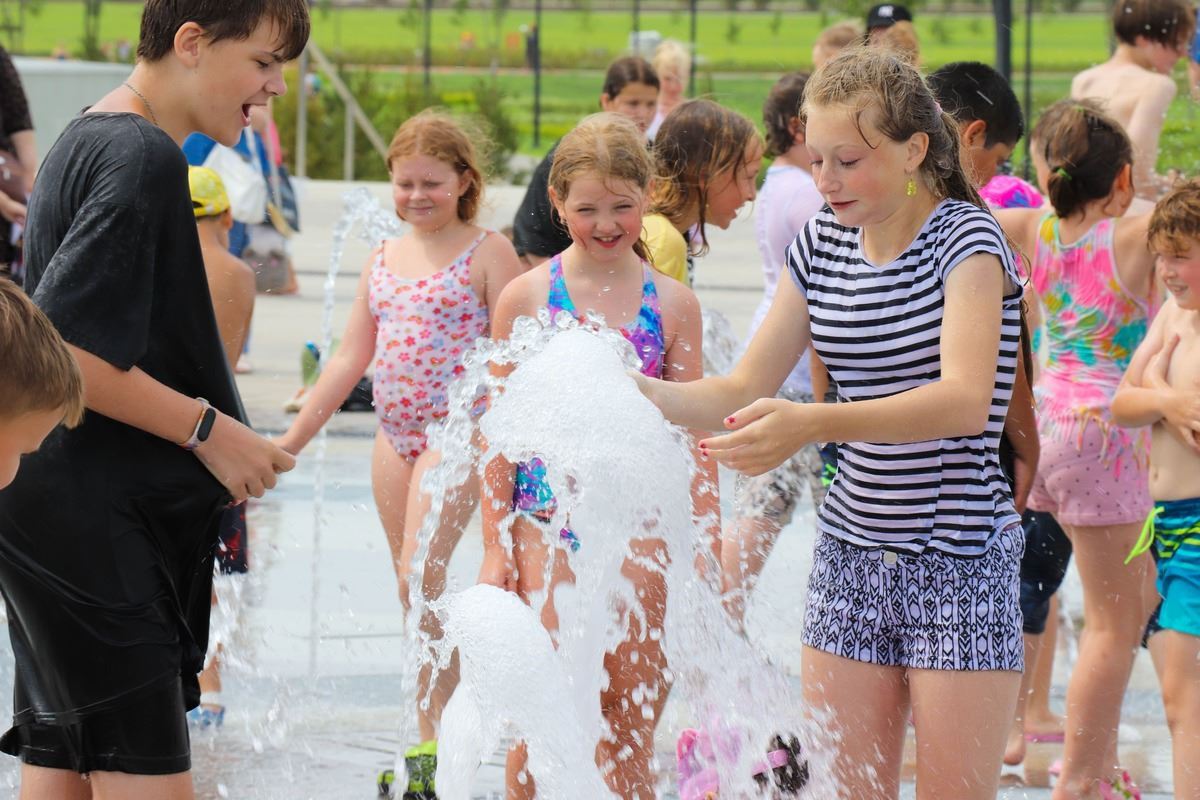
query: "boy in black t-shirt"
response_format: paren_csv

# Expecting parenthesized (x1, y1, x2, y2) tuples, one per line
(0, 2, 307, 797)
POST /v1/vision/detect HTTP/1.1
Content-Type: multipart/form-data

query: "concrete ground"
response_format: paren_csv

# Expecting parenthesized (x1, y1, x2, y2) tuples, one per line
(0, 180, 1175, 798)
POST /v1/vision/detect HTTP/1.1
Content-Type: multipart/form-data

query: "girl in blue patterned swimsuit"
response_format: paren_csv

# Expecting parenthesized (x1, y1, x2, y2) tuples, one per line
(481, 112, 721, 799)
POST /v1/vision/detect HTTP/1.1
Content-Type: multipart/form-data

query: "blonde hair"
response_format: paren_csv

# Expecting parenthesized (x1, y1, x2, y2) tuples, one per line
(549, 113, 657, 262)
(879, 20, 919, 66)
(0, 280, 84, 426)
(803, 46, 982, 209)
(652, 39, 690, 79)
(813, 20, 864, 68)
(1149, 179, 1200, 256)
(386, 110, 485, 224)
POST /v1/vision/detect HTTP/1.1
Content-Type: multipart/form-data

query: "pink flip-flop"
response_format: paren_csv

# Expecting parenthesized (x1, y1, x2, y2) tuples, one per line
(1025, 730, 1065, 743)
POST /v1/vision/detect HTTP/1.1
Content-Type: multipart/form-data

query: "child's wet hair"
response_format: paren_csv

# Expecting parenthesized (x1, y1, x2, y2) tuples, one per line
(815, 20, 865, 53)
(137, 0, 310, 63)
(548, 113, 657, 262)
(0, 281, 84, 427)
(1031, 99, 1132, 219)
(803, 46, 983, 209)
(1111, 0, 1195, 49)
(1149, 179, 1200, 256)
(386, 110, 486, 224)
(763, 72, 810, 159)
(927, 61, 1025, 148)
(651, 99, 761, 256)
(602, 56, 659, 99)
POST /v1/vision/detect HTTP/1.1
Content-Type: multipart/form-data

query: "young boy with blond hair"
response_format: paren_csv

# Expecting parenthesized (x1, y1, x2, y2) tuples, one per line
(0, 280, 83, 490)
(1112, 180, 1200, 798)
(1072, 0, 1195, 199)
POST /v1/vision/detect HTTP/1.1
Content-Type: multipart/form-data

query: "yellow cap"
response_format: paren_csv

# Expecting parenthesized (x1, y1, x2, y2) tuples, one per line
(188, 166, 231, 219)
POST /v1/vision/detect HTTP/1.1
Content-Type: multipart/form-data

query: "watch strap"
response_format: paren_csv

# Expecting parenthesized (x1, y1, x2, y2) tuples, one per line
(182, 398, 216, 451)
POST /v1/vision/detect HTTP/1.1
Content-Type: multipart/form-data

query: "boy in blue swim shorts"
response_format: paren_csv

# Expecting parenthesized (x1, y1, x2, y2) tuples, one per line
(1112, 179, 1200, 797)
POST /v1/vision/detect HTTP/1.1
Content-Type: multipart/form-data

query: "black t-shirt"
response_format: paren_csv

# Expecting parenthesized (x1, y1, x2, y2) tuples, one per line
(512, 141, 572, 259)
(0, 113, 244, 724)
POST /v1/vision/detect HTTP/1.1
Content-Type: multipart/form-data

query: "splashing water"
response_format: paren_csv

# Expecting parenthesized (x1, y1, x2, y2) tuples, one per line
(393, 312, 838, 798)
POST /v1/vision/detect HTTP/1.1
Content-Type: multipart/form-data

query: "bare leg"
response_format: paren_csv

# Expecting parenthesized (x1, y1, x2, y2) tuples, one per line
(1150, 629, 1200, 797)
(506, 517, 574, 800)
(1026, 594, 1065, 735)
(597, 538, 670, 799)
(19, 765, 91, 800)
(1053, 521, 1150, 800)
(909, 667, 1020, 799)
(400, 446, 477, 742)
(1004, 632, 1045, 765)
(89, 771, 194, 800)
(800, 646, 909, 799)
(196, 592, 223, 703)
(720, 513, 783, 625)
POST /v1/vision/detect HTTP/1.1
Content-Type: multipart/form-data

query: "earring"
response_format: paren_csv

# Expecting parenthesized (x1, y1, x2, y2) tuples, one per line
(905, 177, 917, 197)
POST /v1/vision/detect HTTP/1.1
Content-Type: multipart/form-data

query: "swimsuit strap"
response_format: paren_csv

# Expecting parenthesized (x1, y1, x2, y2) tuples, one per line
(546, 253, 576, 320)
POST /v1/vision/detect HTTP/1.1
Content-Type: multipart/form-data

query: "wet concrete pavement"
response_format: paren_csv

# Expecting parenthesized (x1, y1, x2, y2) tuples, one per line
(0, 180, 1175, 798)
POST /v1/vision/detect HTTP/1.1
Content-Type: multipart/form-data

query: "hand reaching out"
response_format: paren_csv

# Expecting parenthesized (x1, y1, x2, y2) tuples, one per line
(699, 398, 815, 476)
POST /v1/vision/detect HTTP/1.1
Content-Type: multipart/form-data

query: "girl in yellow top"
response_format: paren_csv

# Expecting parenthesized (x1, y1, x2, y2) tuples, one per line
(643, 100, 762, 286)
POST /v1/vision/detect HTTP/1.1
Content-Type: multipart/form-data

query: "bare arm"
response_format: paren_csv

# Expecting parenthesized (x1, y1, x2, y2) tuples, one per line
(1112, 306, 1175, 428)
(701, 253, 1007, 475)
(9, 129, 35, 194)
(70, 346, 294, 502)
(277, 258, 378, 454)
(809, 349, 830, 402)
(1004, 343, 1039, 513)
(1125, 77, 1176, 197)
(204, 248, 256, 368)
(477, 232, 526, 313)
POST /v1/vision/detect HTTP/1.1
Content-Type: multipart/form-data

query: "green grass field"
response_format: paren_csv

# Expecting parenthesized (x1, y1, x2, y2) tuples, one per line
(18, 4, 1198, 176)
(17, 4, 1113, 72)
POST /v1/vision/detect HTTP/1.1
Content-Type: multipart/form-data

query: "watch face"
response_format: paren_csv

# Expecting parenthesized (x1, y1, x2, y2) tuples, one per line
(197, 407, 217, 442)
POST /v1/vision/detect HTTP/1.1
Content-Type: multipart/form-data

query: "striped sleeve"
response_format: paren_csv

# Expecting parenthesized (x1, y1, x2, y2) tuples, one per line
(936, 206, 1020, 288)
(786, 214, 821, 293)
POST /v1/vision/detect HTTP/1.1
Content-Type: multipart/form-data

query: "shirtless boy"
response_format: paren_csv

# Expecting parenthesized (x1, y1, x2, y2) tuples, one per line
(1112, 179, 1200, 798)
(1071, 0, 1194, 199)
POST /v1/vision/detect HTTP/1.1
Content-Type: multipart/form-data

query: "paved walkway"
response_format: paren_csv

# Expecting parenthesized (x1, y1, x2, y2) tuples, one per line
(0, 180, 1174, 798)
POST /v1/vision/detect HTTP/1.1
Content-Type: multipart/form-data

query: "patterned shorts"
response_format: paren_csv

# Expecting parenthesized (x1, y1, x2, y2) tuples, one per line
(802, 524, 1025, 671)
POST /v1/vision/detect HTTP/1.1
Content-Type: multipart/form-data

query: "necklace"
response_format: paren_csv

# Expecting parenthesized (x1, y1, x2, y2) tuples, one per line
(122, 82, 159, 126)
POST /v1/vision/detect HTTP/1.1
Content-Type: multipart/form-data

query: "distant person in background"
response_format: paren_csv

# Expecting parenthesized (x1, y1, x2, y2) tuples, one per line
(512, 56, 658, 268)
(647, 40, 690, 141)
(879, 20, 920, 66)
(865, 2, 913, 42)
(721, 72, 825, 625)
(811, 20, 863, 70)
(524, 23, 539, 71)
(0, 44, 36, 284)
(1072, 0, 1194, 199)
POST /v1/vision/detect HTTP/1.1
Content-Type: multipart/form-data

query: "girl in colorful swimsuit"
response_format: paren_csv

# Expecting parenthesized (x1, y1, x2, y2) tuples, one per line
(479, 112, 715, 799)
(995, 99, 1159, 800)
(638, 48, 1027, 798)
(277, 111, 522, 770)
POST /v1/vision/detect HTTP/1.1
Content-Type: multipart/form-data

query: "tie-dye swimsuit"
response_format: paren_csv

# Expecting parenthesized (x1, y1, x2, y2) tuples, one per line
(368, 231, 491, 461)
(512, 254, 666, 548)
(1026, 214, 1157, 525)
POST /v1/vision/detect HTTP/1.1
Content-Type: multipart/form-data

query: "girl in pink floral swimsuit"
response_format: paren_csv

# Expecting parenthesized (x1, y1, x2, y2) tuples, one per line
(277, 111, 522, 752)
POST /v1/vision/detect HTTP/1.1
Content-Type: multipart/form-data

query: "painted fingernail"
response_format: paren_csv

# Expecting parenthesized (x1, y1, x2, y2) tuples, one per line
(726, 416, 736, 424)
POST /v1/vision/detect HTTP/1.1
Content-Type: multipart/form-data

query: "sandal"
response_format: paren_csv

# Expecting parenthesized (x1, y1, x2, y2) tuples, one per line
(1099, 769, 1142, 800)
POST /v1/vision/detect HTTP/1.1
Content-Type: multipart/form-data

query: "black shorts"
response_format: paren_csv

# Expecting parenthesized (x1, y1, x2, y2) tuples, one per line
(1018, 510, 1073, 635)
(0, 678, 191, 775)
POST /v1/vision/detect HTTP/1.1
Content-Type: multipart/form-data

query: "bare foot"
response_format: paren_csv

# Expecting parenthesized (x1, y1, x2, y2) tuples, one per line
(1004, 720, 1027, 766)
(1024, 710, 1065, 741)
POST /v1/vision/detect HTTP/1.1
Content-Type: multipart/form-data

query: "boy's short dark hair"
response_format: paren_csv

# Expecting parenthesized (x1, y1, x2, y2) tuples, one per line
(927, 61, 1024, 148)
(1111, 0, 1194, 48)
(0, 280, 84, 426)
(1149, 179, 1200, 256)
(138, 0, 310, 63)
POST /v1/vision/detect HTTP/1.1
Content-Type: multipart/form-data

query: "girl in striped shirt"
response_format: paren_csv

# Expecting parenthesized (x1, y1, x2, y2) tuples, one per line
(637, 47, 1025, 798)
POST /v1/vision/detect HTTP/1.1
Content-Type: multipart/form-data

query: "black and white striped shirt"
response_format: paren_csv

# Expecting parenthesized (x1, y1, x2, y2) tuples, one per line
(787, 199, 1023, 557)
